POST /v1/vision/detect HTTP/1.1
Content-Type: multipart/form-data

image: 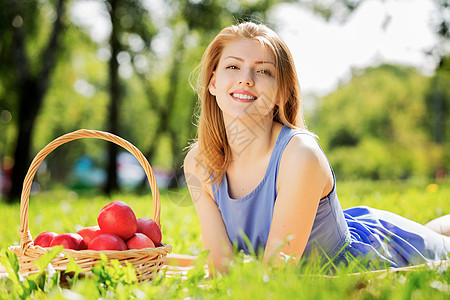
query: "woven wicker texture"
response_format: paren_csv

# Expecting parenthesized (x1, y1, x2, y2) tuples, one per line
(8, 129, 172, 281)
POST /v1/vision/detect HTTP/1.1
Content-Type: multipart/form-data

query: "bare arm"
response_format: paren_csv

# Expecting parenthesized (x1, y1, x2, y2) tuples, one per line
(263, 134, 331, 265)
(184, 146, 234, 274)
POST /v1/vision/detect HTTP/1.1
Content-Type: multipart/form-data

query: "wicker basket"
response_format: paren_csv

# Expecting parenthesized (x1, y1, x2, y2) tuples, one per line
(8, 129, 172, 281)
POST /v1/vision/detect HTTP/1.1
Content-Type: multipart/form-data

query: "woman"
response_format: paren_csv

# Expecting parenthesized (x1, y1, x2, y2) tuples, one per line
(183, 21, 450, 273)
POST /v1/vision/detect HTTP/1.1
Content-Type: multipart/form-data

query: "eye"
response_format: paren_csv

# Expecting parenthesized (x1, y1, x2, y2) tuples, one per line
(226, 65, 239, 70)
(258, 69, 272, 76)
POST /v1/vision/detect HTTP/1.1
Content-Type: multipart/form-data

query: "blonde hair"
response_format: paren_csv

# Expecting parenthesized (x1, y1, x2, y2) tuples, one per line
(190, 21, 305, 185)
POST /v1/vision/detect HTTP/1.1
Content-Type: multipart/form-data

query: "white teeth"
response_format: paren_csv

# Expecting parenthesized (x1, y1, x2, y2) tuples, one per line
(232, 93, 256, 100)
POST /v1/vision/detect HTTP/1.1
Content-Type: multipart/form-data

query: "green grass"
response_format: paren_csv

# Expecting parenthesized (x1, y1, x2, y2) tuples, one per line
(1, 178, 449, 299)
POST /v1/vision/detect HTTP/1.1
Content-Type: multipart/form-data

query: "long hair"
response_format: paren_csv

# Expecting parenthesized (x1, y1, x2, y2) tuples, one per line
(190, 21, 305, 185)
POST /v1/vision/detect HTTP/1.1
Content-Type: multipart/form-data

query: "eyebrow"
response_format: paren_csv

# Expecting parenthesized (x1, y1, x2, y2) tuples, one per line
(224, 56, 276, 66)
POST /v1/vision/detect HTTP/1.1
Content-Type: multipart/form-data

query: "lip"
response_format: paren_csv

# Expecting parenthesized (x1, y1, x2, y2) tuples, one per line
(230, 90, 258, 103)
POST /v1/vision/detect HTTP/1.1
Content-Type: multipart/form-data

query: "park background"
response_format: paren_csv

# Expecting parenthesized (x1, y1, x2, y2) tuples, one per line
(0, 0, 449, 298)
(0, 0, 448, 203)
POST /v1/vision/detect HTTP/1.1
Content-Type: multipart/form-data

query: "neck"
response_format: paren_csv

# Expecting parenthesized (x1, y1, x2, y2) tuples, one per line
(223, 114, 276, 164)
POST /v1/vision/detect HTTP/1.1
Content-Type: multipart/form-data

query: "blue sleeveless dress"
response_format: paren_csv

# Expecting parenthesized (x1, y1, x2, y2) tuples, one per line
(212, 125, 450, 268)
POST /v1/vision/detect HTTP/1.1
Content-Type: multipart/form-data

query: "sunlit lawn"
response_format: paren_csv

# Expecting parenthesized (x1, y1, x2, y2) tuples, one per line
(1, 178, 449, 298)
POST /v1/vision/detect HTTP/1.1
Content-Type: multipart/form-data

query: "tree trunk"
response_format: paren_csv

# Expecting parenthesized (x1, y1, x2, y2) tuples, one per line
(7, 0, 66, 203)
(9, 81, 42, 202)
(104, 0, 121, 195)
(167, 127, 184, 189)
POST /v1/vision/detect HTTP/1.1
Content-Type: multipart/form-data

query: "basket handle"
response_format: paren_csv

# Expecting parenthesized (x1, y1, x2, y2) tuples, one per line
(19, 129, 161, 253)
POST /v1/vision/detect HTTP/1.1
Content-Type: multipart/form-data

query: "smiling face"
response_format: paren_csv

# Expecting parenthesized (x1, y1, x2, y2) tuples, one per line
(208, 39, 278, 123)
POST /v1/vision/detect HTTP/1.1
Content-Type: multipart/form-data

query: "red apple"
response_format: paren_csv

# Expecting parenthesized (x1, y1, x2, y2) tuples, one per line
(136, 218, 162, 246)
(50, 233, 87, 250)
(97, 201, 137, 240)
(77, 225, 102, 246)
(126, 233, 155, 250)
(34, 231, 58, 247)
(88, 233, 127, 251)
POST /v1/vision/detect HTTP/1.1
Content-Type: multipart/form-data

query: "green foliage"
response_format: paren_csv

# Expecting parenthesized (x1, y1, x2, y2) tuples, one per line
(424, 56, 450, 168)
(313, 64, 445, 180)
(0, 246, 62, 299)
(64, 255, 84, 287)
(90, 253, 138, 297)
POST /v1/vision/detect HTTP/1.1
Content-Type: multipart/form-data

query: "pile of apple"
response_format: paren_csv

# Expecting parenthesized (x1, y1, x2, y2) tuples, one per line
(33, 201, 162, 251)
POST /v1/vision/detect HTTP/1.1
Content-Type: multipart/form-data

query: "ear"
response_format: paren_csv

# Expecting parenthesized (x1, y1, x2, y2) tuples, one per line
(208, 72, 217, 96)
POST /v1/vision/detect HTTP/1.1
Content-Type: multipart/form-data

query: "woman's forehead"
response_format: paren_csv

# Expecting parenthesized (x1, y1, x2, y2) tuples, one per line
(220, 39, 276, 64)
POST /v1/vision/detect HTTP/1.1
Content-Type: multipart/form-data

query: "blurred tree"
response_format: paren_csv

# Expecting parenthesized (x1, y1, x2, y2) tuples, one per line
(105, 0, 122, 195)
(424, 1, 449, 175)
(0, 0, 67, 203)
(313, 64, 441, 179)
(426, 57, 449, 144)
(102, 0, 156, 195)
(424, 56, 450, 173)
(307, 0, 449, 178)
(30, 19, 112, 190)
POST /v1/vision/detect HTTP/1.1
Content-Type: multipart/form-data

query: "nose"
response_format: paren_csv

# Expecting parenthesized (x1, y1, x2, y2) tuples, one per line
(238, 69, 254, 86)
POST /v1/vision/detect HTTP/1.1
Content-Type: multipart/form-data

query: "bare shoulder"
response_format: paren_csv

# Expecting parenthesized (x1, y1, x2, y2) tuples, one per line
(278, 132, 333, 194)
(282, 132, 325, 165)
(184, 144, 200, 174)
(184, 144, 209, 177)
(183, 144, 214, 197)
